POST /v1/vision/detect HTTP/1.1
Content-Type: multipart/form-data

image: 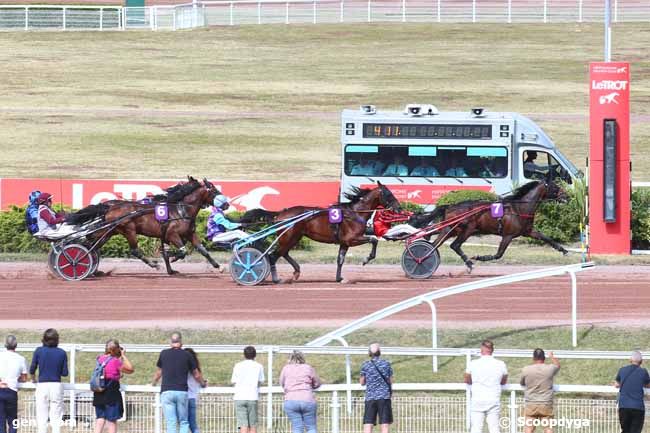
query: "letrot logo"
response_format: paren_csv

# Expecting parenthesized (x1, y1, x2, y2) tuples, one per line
(407, 190, 422, 200)
(591, 80, 628, 90)
(599, 92, 620, 105)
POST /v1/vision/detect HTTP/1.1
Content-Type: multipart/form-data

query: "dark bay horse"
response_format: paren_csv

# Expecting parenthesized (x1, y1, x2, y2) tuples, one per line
(408, 179, 568, 272)
(241, 183, 401, 283)
(67, 177, 221, 275)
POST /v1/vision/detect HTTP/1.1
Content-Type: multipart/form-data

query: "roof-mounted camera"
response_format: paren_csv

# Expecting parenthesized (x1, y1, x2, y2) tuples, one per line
(360, 105, 376, 115)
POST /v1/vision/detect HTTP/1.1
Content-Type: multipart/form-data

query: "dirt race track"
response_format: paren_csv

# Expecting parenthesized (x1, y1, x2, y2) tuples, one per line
(0, 261, 648, 329)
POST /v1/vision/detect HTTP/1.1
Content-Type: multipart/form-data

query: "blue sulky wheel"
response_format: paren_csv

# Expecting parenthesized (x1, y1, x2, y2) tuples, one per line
(229, 247, 271, 286)
(401, 240, 441, 279)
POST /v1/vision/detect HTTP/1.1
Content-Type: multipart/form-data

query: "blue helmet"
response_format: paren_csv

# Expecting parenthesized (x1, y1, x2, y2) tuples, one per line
(213, 194, 229, 208)
(29, 190, 42, 205)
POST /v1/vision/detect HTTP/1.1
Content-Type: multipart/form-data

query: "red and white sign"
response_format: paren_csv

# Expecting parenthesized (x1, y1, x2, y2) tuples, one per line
(588, 62, 631, 254)
(361, 184, 492, 204)
(0, 178, 340, 212)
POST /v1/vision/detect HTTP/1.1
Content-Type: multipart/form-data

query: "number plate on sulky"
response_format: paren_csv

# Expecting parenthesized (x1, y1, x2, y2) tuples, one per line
(155, 204, 169, 221)
(490, 203, 504, 218)
(328, 208, 343, 224)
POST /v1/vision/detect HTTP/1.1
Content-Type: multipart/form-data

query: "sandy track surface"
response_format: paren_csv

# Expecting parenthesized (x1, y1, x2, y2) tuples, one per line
(0, 261, 647, 329)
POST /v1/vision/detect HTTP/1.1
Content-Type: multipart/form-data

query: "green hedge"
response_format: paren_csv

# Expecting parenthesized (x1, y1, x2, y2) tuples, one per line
(436, 190, 498, 206)
(632, 189, 650, 250)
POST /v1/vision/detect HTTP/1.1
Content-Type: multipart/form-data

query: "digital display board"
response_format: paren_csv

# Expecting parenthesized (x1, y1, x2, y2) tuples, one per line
(363, 123, 492, 140)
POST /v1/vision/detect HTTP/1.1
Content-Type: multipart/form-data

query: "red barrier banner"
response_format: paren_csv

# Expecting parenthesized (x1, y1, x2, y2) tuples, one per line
(0, 178, 340, 212)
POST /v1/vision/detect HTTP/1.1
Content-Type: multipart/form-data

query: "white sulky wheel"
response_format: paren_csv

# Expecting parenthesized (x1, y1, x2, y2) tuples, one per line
(401, 240, 441, 279)
(229, 247, 271, 286)
(53, 244, 94, 281)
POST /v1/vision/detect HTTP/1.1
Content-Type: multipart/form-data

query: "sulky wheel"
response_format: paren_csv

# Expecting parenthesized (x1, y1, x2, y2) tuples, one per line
(229, 247, 271, 286)
(401, 240, 441, 279)
(54, 244, 94, 281)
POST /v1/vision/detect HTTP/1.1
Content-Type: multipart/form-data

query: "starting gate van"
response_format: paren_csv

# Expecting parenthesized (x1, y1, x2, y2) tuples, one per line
(340, 104, 581, 205)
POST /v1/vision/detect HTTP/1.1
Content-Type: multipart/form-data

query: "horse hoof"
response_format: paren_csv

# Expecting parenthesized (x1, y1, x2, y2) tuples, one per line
(562, 250, 569, 256)
(465, 262, 474, 274)
(293, 272, 300, 281)
(338, 278, 350, 284)
(167, 270, 179, 275)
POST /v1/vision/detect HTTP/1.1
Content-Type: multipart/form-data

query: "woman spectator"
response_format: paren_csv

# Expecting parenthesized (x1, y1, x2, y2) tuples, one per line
(185, 348, 204, 433)
(30, 329, 68, 433)
(279, 351, 321, 433)
(93, 339, 134, 433)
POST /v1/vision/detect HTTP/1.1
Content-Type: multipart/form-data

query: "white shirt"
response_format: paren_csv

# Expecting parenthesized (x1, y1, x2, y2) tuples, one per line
(0, 351, 28, 392)
(231, 359, 265, 401)
(187, 373, 201, 400)
(467, 355, 507, 405)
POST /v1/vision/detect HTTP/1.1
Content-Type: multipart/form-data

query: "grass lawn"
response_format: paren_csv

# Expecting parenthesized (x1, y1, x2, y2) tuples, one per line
(0, 23, 649, 180)
(1, 326, 645, 393)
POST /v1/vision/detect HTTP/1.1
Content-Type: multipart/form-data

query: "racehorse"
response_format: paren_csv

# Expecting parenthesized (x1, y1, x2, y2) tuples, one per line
(407, 178, 568, 272)
(240, 182, 401, 283)
(67, 177, 221, 275)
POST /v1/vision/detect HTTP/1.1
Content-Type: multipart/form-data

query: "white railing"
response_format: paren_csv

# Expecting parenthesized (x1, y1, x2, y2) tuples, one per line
(1, 0, 650, 31)
(14, 382, 643, 433)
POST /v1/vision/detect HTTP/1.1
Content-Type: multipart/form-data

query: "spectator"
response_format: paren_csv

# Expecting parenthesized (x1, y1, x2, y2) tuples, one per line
(231, 346, 265, 433)
(152, 332, 207, 433)
(279, 351, 322, 433)
(93, 339, 134, 433)
(185, 348, 204, 433)
(410, 157, 439, 177)
(0, 335, 28, 433)
(30, 328, 68, 433)
(382, 156, 408, 177)
(464, 340, 508, 433)
(520, 349, 560, 433)
(351, 157, 377, 177)
(360, 343, 393, 433)
(614, 350, 650, 433)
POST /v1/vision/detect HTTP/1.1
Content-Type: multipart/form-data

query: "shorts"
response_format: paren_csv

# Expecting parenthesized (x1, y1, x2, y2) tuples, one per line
(94, 402, 122, 422)
(524, 403, 554, 420)
(363, 399, 393, 425)
(235, 400, 258, 427)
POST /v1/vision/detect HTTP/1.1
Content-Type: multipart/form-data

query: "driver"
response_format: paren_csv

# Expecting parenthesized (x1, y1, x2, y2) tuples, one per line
(35, 192, 76, 238)
(523, 151, 542, 176)
(207, 195, 249, 243)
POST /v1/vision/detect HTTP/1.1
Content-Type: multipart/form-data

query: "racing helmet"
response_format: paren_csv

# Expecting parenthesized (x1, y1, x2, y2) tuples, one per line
(29, 190, 42, 205)
(36, 192, 53, 204)
(213, 194, 229, 208)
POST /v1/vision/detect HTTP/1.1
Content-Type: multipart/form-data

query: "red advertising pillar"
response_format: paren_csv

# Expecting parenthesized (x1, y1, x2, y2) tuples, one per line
(588, 62, 631, 254)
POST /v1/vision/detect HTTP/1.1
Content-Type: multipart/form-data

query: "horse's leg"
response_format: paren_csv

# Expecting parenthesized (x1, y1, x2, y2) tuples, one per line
(336, 245, 349, 283)
(362, 238, 378, 266)
(283, 252, 301, 281)
(123, 230, 159, 269)
(448, 227, 476, 273)
(527, 230, 569, 255)
(268, 252, 281, 284)
(163, 232, 188, 275)
(472, 235, 515, 261)
(190, 232, 221, 270)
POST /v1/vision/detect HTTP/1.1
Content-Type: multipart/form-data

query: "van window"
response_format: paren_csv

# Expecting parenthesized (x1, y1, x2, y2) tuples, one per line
(523, 150, 564, 181)
(345, 145, 508, 178)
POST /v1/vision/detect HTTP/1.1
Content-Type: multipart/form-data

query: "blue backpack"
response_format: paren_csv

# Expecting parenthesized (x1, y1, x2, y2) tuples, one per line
(90, 356, 114, 392)
(25, 190, 41, 235)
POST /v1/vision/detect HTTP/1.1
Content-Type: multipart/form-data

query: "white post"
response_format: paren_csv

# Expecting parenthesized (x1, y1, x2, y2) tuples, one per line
(509, 390, 517, 433)
(578, 0, 582, 22)
(604, 0, 611, 61)
(150, 6, 154, 30)
(424, 299, 438, 373)
(465, 352, 472, 431)
(24, 6, 28, 30)
(229, 2, 234, 25)
(266, 348, 274, 431)
(472, 0, 475, 22)
(331, 391, 340, 433)
(367, 0, 371, 22)
(334, 337, 353, 414)
(257, 2, 261, 24)
(285, 2, 289, 24)
(202, 3, 205, 26)
(62, 7, 66, 30)
(437, 0, 440, 22)
(172, 7, 177, 30)
(100, 7, 104, 30)
(570, 270, 578, 347)
(507, 0, 511, 23)
(613, 0, 618, 22)
(69, 346, 76, 428)
(121, 7, 125, 30)
(402, 0, 406, 21)
(543, 0, 547, 22)
(154, 392, 162, 433)
(339, 0, 344, 22)
(313, 0, 316, 23)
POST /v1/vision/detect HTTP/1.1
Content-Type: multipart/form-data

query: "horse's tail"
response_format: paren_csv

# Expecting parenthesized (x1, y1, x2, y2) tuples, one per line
(239, 208, 279, 224)
(65, 203, 110, 225)
(408, 205, 448, 228)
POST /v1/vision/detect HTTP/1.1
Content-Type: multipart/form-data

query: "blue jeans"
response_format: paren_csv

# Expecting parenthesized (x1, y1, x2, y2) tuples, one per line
(0, 389, 18, 433)
(284, 400, 317, 433)
(188, 398, 200, 433)
(161, 391, 189, 433)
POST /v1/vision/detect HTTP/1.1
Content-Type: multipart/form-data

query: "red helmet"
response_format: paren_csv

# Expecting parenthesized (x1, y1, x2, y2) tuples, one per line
(36, 192, 53, 204)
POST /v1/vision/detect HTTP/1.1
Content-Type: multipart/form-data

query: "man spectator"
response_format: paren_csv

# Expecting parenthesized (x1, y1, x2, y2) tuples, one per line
(231, 346, 265, 433)
(614, 350, 650, 433)
(30, 329, 68, 433)
(0, 335, 28, 433)
(464, 340, 508, 433)
(520, 349, 560, 433)
(152, 332, 207, 433)
(360, 343, 393, 433)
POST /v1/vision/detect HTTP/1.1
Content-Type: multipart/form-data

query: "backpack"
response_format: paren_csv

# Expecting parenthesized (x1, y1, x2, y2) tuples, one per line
(25, 190, 41, 235)
(90, 356, 114, 392)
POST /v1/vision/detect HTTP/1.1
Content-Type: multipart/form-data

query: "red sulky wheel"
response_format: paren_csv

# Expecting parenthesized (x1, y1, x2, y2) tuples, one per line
(54, 244, 94, 281)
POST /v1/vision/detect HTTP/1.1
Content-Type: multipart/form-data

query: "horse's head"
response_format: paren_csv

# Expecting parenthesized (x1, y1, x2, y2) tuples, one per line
(202, 178, 221, 205)
(543, 174, 568, 203)
(377, 181, 402, 212)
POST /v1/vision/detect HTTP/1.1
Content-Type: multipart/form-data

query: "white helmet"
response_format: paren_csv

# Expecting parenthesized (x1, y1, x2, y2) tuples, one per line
(213, 194, 228, 208)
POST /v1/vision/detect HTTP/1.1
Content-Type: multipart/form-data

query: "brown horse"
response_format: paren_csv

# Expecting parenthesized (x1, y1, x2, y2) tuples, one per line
(241, 183, 401, 283)
(67, 177, 221, 275)
(408, 179, 568, 272)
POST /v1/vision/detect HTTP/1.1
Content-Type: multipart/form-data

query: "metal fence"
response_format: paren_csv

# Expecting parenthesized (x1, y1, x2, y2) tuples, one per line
(14, 383, 638, 433)
(1, 0, 649, 31)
